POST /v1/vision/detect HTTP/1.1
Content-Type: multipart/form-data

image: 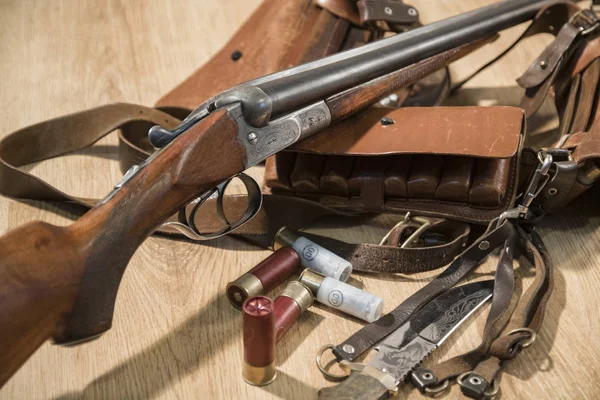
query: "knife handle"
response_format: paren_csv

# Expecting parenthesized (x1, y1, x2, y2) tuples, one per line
(318, 372, 390, 400)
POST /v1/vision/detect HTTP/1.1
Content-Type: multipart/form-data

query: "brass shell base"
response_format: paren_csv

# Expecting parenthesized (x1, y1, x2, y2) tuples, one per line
(226, 273, 264, 309)
(243, 362, 277, 386)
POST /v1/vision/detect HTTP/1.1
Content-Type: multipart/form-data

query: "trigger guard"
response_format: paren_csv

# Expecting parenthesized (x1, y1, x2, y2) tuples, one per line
(165, 173, 263, 241)
(188, 179, 233, 229)
(216, 180, 234, 227)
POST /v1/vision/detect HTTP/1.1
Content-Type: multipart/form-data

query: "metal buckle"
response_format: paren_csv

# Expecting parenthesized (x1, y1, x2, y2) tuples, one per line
(498, 150, 553, 226)
(569, 9, 600, 36)
(379, 212, 433, 248)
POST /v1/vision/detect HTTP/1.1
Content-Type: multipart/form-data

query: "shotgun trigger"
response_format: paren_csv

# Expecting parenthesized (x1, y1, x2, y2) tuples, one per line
(159, 173, 263, 240)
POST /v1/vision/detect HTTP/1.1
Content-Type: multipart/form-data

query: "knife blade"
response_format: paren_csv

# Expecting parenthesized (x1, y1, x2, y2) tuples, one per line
(318, 280, 494, 400)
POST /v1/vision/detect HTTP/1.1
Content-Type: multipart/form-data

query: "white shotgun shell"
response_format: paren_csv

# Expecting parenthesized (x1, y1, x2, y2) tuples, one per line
(299, 269, 384, 323)
(273, 227, 352, 282)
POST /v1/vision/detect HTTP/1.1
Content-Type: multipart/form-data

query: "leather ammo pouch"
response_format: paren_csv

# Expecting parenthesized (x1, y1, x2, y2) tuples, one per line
(263, 106, 524, 224)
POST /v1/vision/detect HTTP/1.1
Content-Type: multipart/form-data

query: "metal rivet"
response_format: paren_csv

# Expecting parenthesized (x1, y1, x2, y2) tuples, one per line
(540, 60, 548, 69)
(547, 188, 558, 196)
(231, 50, 242, 61)
(469, 376, 482, 386)
(423, 372, 434, 380)
(342, 344, 355, 354)
(408, 8, 418, 17)
(478, 241, 490, 250)
(384, 6, 393, 15)
(380, 117, 395, 126)
(247, 132, 258, 145)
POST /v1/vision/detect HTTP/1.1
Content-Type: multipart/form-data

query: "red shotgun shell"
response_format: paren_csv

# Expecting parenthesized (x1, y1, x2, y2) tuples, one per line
(274, 281, 314, 342)
(242, 296, 276, 386)
(227, 247, 301, 308)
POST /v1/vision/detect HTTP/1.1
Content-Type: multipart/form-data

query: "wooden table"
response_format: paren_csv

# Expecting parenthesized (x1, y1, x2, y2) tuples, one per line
(0, 1, 598, 399)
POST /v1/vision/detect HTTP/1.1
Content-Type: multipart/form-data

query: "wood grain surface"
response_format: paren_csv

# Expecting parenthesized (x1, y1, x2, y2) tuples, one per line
(0, 1, 598, 399)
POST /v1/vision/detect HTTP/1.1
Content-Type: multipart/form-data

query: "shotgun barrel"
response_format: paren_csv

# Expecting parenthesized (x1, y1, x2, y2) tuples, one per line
(149, 0, 555, 147)
(251, 0, 553, 116)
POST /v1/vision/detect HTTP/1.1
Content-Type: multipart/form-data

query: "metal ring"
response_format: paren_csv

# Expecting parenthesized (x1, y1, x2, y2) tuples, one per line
(507, 327, 537, 348)
(486, 380, 500, 397)
(423, 379, 449, 395)
(457, 372, 499, 398)
(316, 345, 350, 381)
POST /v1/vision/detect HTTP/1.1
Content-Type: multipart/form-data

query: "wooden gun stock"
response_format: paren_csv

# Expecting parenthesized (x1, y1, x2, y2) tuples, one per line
(0, 109, 244, 386)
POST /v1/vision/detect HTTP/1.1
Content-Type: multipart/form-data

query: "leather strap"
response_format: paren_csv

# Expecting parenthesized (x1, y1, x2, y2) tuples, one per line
(458, 227, 553, 399)
(0, 103, 177, 207)
(410, 225, 553, 399)
(332, 220, 515, 362)
(357, 0, 419, 28)
(302, 219, 470, 273)
(519, 10, 599, 118)
(451, 2, 580, 93)
(418, 233, 521, 385)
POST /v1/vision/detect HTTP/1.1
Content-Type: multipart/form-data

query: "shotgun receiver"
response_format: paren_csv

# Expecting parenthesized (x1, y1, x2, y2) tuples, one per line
(0, 0, 558, 386)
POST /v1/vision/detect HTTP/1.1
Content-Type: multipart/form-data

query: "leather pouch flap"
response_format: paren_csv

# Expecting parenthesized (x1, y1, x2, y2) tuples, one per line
(288, 106, 524, 158)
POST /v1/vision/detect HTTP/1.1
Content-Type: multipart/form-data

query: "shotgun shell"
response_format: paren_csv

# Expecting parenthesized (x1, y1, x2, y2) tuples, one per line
(227, 247, 301, 309)
(273, 281, 314, 341)
(273, 227, 352, 282)
(242, 296, 276, 386)
(299, 269, 384, 323)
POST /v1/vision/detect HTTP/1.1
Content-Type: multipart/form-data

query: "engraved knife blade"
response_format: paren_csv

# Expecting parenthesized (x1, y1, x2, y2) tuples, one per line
(318, 280, 494, 400)
(369, 280, 493, 382)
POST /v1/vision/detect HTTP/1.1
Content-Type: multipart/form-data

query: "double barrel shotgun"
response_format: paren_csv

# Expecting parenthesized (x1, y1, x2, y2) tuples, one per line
(0, 0, 569, 387)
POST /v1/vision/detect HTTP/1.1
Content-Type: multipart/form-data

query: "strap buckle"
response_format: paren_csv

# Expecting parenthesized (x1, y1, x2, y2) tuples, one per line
(569, 9, 600, 36)
(379, 212, 433, 248)
(498, 150, 553, 226)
